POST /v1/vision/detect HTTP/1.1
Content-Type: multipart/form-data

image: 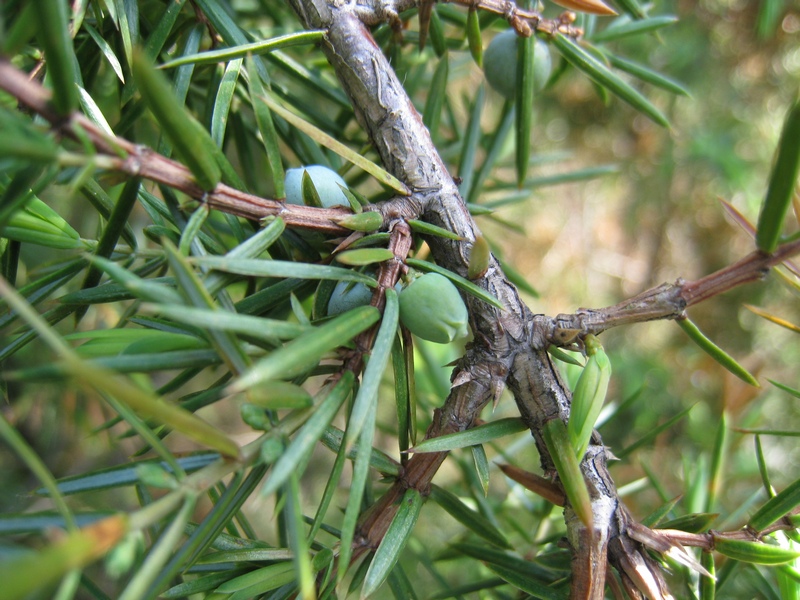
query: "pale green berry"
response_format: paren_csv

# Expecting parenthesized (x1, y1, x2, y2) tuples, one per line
(327, 280, 402, 316)
(284, 165, 349, 208)
(327, 281, 374, 316)
(483, 30, 552, 100)
(398, 273, 469, 344)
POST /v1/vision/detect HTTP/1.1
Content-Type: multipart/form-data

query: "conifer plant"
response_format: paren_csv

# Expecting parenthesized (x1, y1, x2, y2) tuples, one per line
(0, 0, 799, 598)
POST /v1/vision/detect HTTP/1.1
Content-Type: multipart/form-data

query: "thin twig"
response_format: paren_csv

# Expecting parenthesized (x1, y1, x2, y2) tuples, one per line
(547, 240, 800, 343)
(343, 218, 414, 375)
(0, 59, 362, 235)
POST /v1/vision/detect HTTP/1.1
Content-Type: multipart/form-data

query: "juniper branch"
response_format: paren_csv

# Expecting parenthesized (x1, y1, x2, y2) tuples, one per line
(547, 239, 800, 342)
(287, 2, 646, 597)
(0, 59, 358, 235)
(3, 4, 799, 595)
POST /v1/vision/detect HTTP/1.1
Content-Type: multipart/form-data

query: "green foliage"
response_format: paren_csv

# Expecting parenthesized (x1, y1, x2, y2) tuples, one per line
(0, 1, 798, 599)
(756, 94, 800, 253)
(566, 334, 611, 458)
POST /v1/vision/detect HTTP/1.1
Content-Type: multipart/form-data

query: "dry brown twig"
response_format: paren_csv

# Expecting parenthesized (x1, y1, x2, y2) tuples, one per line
(2, 0, 799, 596)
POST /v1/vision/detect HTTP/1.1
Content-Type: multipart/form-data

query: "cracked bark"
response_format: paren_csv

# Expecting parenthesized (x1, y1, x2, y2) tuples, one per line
(289, 1, 664, 597)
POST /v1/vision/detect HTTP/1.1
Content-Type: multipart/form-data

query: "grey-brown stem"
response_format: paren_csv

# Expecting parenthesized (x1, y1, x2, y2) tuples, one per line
(288, 1, 652, 597)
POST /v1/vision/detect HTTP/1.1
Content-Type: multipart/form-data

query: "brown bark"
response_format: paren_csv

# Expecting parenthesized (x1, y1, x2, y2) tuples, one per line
(288, 2, 662, 598)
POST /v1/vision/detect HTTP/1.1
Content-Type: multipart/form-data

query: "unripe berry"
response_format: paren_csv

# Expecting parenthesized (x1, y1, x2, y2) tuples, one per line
(398, 273, 469, 344)
(483, 30, 552, 99)
(327, 281, 374, 316)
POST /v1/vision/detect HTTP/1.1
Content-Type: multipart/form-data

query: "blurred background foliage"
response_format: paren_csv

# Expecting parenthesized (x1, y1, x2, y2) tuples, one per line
(0, 0, 798, 598)
(515, 0, 800, 518)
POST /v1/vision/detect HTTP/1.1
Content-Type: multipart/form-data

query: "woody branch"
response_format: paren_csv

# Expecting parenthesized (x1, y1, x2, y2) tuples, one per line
(289, 1, 664, 598)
